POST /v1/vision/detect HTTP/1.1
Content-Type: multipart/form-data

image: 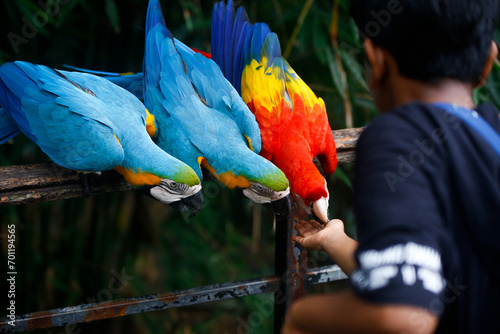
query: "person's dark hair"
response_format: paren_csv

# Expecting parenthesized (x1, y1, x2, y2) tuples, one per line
(350, 0, 500, 83)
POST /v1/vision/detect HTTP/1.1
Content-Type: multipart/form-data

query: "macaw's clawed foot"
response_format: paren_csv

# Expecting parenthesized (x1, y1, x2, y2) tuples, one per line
(80, 173, 94, 198)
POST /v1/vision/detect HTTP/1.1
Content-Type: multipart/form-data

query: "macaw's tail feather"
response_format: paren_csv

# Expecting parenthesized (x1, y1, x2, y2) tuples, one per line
(63, 65, 144, 100)
(211, 1, 225, 74)
(212, 0, 272, 94)
(146, 0, 166, 33)
(244, 23, 273, 66)
(231, 8, 250, 93)
(0, 107, 21, 145)
(258, 33, 282, 68)
(62, 65, 121, 77)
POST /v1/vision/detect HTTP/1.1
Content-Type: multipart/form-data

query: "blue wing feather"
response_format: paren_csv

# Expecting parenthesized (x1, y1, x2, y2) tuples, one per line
(145, 10, 253, 167)
(143, 3, 206, 178)
(63, 65, 145, 99)
(0, 61, 124, 171)
(173, 38, 262, 153)
(0, 107, 21, 144)
(139, 0, 265, 183)
(63, 64, 121, 76)
(105, 73, 144, 99)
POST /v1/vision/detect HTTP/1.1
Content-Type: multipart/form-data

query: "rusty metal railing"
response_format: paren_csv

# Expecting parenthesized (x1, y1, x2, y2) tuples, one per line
(0, 127, 361, 333)
(0, 198, 348, 333)
(0, 266, 346, 332)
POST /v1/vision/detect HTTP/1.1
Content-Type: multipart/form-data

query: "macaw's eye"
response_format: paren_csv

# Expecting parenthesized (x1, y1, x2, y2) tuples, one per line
(160, 180, 188, 193)
(251, 183, 273, 197)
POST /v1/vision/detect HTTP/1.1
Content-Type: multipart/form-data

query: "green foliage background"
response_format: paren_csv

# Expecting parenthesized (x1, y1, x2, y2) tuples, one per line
(0, 0, 499, 333)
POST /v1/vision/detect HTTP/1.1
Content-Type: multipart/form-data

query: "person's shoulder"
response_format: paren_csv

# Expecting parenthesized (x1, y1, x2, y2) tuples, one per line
(476, 103, 500, 132)
(359, 102, 434, 144)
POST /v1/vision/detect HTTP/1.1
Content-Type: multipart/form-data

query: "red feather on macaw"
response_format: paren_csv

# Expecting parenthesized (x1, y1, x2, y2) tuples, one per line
(189, 47, 212, 59)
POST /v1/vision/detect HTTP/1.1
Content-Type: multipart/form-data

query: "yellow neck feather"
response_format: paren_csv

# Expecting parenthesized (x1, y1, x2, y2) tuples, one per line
(115, 166, 161, 186)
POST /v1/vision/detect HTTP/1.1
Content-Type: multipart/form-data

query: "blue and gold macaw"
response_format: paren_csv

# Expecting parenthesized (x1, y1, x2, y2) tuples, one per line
(142, 0, 289, 204)
(0, 61, 203, 215)
(69, 0, 290, 205)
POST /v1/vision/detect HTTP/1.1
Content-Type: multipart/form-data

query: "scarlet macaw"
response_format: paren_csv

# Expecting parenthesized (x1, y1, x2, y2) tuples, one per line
(211, 0, 338, 223)
(0, 61, 203, 215)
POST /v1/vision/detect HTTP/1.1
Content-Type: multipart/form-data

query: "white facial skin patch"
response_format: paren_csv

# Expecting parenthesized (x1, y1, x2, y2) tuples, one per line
(150, 179, 202, 204)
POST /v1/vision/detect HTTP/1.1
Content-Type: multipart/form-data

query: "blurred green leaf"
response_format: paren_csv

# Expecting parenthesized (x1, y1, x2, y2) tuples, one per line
(339, 46, 369, 93)
(333, 165, 353, 191)
(11, 0, 54, 37)
(325, 47, 346, 100)
(105, 0, 121, 33)
(312, 18, 328, 64)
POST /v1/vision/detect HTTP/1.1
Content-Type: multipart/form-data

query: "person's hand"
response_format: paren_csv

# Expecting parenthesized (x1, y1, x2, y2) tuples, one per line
(293, 219, 346, 251)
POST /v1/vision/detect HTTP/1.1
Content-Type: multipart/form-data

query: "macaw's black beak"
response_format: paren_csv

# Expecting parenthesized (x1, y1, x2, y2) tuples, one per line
(169, 191, 204, 218)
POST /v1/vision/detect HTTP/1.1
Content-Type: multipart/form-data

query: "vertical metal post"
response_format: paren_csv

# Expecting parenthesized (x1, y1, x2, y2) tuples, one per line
(273, 196, 309, 333)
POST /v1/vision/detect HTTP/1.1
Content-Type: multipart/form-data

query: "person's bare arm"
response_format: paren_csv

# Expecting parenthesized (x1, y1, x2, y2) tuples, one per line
(293, 219, 358, 276)
(282, 290, 439, 334)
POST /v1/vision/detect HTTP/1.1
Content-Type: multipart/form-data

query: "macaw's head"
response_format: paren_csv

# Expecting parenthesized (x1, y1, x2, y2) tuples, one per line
(146, 179, 203, 217)
(293, 178, 330, 225)
(241, 170, 290, 205)
(273, 147, 332, 224)
(115, 165, 203, 217)
(200, 154, 290, 205)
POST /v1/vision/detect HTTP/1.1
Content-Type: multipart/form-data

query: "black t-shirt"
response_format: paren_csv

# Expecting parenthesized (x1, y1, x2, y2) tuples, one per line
(350, 102, 500, 333)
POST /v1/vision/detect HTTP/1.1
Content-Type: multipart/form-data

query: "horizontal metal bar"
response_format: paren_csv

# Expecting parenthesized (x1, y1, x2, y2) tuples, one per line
(0, 265, 346, 333)
(306, 264, 348, 285)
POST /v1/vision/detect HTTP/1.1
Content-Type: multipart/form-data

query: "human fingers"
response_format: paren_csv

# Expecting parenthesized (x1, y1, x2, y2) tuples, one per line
(292, 233, 323, 251)
(295, 220, 321, 237)
(306, 219, 324, 230)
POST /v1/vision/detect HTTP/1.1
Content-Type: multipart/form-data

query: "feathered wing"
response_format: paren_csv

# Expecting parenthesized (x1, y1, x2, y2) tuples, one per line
(173, 39, 262, 153)
(144, 0, 262, 172)
(282, 58, 337, 175)
(151, 26, 231, 160)
(102, 73, 144, 100)
(63, 65, 145, 100)
(0, 61, 124, 171)
(0, 107, 21, 145)
(142, 2, 206, 179)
